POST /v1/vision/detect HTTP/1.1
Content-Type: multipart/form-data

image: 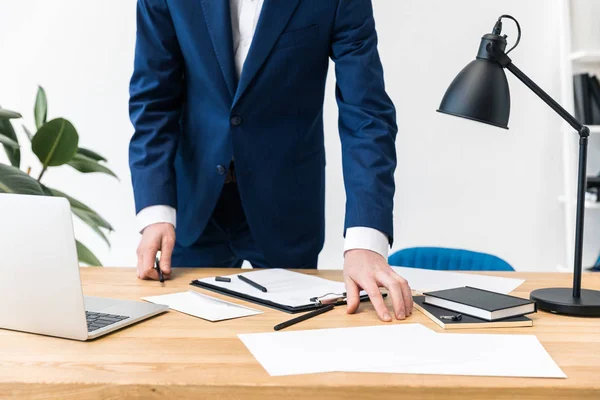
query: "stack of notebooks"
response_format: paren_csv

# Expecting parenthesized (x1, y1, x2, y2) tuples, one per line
(414, 286, 537, 330)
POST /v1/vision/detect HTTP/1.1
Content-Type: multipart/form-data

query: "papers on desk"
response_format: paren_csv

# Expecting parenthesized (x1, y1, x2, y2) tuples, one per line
(143, 291, 262, 322)
(392, 266, 525, 294)
(239, 324, 435, 376)
(239, 323, 565, 378)
(341, 331, 566, 378)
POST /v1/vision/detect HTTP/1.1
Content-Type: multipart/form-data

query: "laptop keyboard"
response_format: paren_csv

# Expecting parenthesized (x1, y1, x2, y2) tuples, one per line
(86, 311, 130, 332)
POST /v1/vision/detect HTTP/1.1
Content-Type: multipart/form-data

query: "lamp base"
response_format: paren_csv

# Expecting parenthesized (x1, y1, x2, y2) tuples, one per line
(530, 288, 600, 316)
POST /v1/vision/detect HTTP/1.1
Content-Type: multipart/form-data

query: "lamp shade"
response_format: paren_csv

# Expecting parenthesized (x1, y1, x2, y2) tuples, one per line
(437, 35, 511, 129)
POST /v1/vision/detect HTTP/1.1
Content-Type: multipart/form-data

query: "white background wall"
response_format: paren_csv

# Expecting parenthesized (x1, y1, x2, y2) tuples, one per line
(0, 0, 565, 271)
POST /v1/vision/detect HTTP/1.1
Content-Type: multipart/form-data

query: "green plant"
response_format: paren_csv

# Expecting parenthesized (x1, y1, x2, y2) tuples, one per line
(0, 87, 118, 266)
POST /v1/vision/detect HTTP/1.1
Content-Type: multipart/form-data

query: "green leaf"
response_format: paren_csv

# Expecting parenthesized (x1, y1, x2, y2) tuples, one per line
(76, 240, 103, 267)
(77, 147, 107, 162)
(0, 108, 22, 119)
(43, 186, 114, 231)
(0, 118, 21, 167)
(67, 153, 119, 180)
(42, 185, 113, 247)
(0, 164, 45, 195)
(32, 118, 79, 168)
(75, 211, 111, 247)
(0, 135, 19, 148)
(22, 125, 33, 141)
(34, 86, 48, 130)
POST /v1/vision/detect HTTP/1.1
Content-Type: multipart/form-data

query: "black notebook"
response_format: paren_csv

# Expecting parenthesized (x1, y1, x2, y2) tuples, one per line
(574, 73, 592, 124)
(589, 75, 600, 125)
(414, 296, 533, 330)
(423, 286, 536, 321)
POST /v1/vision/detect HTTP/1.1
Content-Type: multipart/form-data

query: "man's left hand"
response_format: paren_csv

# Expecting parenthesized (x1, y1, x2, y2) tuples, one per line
(343, 249, 413, 322)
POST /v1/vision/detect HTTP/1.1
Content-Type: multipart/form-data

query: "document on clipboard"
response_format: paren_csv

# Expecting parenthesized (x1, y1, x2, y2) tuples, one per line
(191, 268, 376, 313)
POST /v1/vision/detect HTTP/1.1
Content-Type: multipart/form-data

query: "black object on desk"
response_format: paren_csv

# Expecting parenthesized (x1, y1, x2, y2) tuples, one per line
(437, 14, 600, 316)
(413, 296, 533, 330)
(424, 286, 536, 321)
(216, 276, 231, 283)
(155, 257, 164, 283)
(439, 314, 463, 322)
(274, 304, 335, 331)
(238, 275, 268, 292)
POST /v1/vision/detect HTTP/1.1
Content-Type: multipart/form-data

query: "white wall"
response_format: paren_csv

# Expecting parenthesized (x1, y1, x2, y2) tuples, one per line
(0, 0, 564, 271)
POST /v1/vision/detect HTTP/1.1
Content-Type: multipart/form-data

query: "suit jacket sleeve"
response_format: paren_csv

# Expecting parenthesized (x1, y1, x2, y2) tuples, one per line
(330, 0, 398, 244)
(129, 0, 183, 213)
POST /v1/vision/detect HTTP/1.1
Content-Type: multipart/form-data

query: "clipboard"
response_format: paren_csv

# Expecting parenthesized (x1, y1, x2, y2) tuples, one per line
(190, 269, 384, 314)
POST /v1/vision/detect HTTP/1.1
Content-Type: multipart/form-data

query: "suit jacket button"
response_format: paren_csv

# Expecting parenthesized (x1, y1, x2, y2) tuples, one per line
(216, 165, 227, 175)
(230, 116, 242, 126)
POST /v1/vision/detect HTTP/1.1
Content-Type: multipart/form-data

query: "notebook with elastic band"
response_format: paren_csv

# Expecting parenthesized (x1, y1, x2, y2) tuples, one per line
(423, 286, 536, 321)
(414, 296, 533, 330)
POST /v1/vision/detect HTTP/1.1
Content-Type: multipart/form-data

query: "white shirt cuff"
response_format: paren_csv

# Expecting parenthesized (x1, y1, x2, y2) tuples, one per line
(344, 227, 390, 259)
(136, 205, 177, 233)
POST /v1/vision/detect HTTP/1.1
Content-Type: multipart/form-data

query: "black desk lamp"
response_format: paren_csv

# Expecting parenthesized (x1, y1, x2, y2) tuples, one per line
(438, 15, 600, 316)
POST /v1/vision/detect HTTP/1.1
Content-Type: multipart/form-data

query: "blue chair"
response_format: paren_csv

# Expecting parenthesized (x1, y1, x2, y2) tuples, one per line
(388, 247, 514, 272)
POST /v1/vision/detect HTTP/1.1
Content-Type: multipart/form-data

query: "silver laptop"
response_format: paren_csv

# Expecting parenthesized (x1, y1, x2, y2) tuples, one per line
(0, 194, 168, 341)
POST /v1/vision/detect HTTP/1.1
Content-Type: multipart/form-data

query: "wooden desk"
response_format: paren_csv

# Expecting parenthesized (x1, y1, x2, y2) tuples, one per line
(1, 268, 600, 400)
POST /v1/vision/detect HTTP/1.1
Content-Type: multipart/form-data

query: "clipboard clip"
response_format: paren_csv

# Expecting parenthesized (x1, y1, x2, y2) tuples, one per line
(309, 292, 347, 306)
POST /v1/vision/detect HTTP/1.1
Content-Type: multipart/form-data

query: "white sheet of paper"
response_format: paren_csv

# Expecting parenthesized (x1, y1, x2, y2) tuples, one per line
(143, 291, 262, 322)
(197, 269, 365, 308)
(239, 324, 565, 379)
(392, 267, 525, 294)
(238, 324, 436, 376)
(342, 332, 566, 379)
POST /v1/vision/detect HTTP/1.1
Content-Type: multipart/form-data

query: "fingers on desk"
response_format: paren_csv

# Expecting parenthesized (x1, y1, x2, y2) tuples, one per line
(363, 281, 392, 322)
(159, 234, 174, 275)
(344, 275, 361, 314)
(392, 273, 414, 316)
(378, 273, 408, 320)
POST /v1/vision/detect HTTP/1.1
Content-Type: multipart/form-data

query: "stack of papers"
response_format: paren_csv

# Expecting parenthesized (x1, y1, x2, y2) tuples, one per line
(391, 267, 525, 294)
(143, 291, 262, 322)
(238, 324, 565, 378)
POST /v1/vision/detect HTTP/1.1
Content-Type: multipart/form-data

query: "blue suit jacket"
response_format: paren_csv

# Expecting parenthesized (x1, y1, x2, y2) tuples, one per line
(129, 0, 397, 267)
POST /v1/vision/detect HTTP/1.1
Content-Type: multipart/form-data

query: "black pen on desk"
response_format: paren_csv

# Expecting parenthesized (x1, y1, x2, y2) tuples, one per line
(274, 305, 335, 331)
(155, 257, 164, 283)
(238, 274, 267, 292)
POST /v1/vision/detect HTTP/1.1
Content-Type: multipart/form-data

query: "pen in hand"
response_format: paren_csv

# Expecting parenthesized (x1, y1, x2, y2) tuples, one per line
(155, 257, 164, 283)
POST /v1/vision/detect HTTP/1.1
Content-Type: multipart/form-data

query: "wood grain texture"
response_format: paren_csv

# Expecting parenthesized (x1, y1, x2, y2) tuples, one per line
(1, 268, 600, 400)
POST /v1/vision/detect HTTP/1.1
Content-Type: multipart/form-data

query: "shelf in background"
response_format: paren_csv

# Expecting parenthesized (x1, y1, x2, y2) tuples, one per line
(557, 264, 600, 273)
(558, 195, 600, 209)
(561, 125, 600, 134)
(570, 51, 600, 63)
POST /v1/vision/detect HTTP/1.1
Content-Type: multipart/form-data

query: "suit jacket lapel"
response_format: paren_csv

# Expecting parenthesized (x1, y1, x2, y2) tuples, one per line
(233, 0, 302, 105)
(200, 0, 238, 98)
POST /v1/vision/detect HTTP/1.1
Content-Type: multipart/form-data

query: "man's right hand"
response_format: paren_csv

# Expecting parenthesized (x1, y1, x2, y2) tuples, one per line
(136, 223, 175, 280)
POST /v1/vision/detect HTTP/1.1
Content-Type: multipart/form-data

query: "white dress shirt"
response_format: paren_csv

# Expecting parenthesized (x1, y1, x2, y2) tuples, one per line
(137, 0, 390, 259)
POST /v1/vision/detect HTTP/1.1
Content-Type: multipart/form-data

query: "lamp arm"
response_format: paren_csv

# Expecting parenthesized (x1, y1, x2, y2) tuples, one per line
(488, 45, 589, 137)
(505, 62, 588, 136)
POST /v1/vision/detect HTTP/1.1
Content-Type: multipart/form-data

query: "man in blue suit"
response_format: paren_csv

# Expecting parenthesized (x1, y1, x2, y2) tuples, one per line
(129, 0, 413, 321)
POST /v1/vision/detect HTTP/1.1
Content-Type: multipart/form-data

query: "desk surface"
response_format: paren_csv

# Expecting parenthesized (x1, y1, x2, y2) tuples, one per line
(2, 268, 600, 400)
